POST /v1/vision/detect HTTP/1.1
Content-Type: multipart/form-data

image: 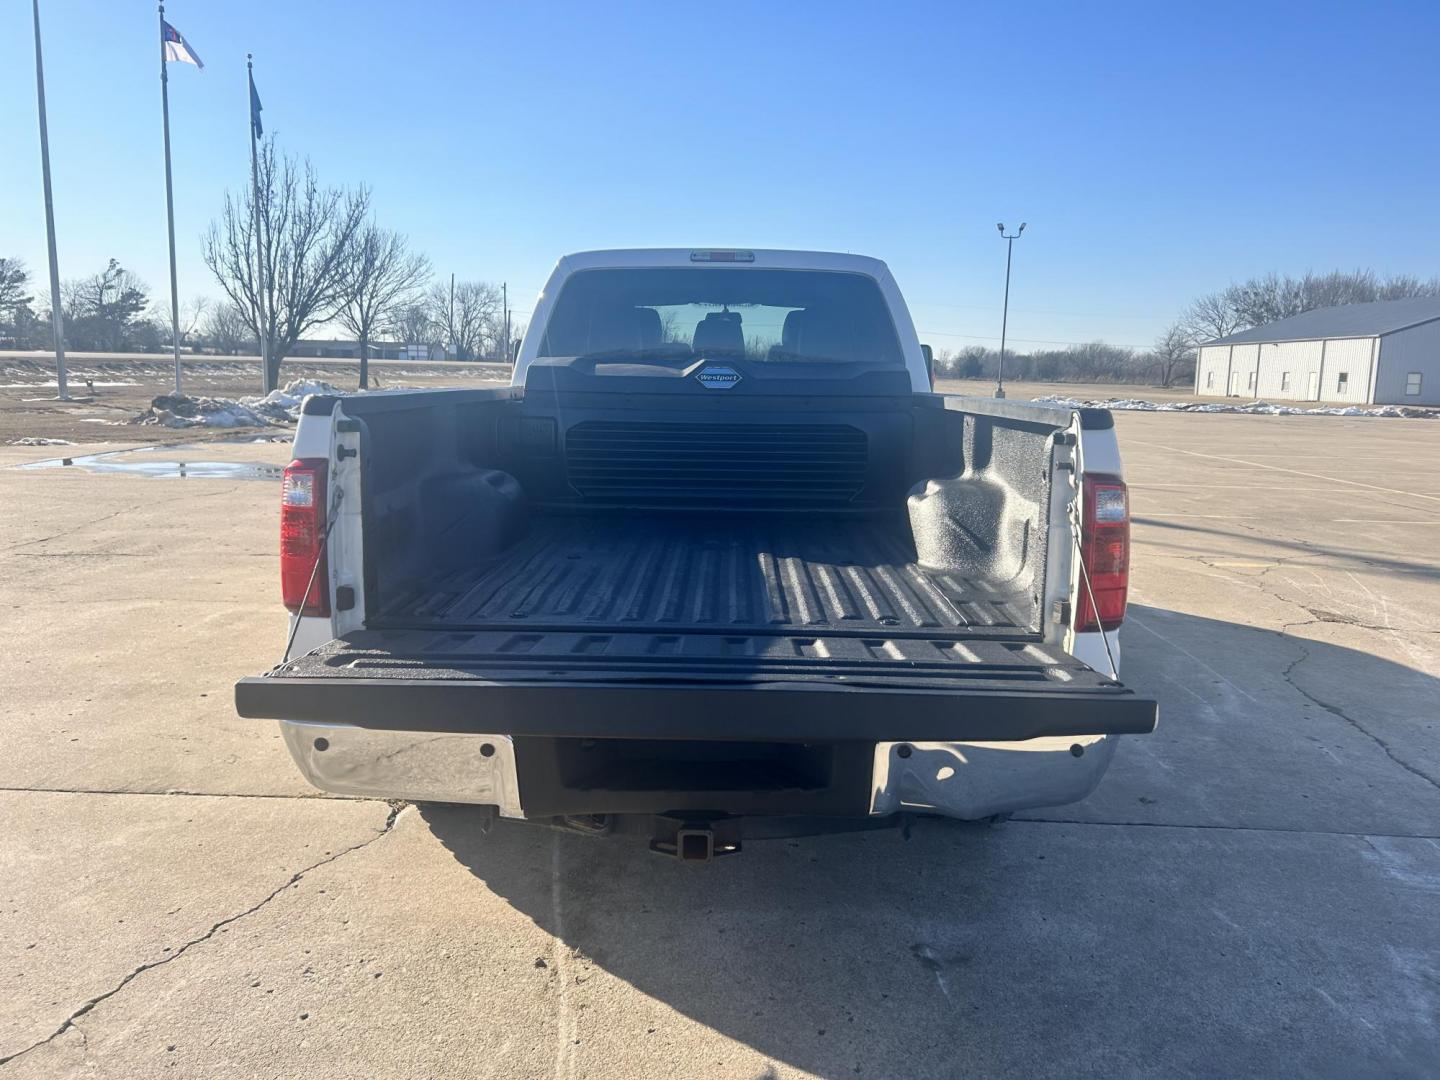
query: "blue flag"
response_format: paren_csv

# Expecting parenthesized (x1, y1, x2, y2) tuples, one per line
(249, 70, 263, 138)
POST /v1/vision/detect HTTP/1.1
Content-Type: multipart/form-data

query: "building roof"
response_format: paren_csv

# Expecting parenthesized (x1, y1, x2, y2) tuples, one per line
(1208, 296, 1440, 346)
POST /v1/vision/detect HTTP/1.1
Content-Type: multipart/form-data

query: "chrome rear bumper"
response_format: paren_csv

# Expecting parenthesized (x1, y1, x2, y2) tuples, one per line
(280, 721, 524, 817)
(279, 721, 1116, 823)
(870, 735, 1118, 819)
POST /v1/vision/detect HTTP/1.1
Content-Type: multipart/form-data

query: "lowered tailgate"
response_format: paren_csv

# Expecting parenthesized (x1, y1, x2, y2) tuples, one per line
(235, 628, 1157, 741)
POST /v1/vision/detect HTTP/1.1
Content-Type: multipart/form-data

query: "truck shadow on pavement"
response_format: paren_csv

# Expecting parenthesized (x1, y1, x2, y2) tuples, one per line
(416, 604, 1440, 1078)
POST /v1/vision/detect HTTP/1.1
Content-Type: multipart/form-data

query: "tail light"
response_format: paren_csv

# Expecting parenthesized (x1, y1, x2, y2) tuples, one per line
(1075, 474, 1128, 632)
(280, 458, 330, 616)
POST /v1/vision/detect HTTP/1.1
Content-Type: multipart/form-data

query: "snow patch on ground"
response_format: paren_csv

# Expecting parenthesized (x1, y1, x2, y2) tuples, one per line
(9, 436, 76, 446)
(128, 378, 348, 428)
(1030, 395, 1438, 419)
(245, 378, 343, 414)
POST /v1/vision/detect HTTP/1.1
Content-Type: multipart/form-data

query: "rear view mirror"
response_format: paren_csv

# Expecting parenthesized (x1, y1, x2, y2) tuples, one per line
(921, 343, 934, 387)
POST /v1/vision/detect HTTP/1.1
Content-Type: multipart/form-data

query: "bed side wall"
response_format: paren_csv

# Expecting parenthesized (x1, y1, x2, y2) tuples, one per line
(341, 392, 524, 617)
(908, 400, 1061, 632)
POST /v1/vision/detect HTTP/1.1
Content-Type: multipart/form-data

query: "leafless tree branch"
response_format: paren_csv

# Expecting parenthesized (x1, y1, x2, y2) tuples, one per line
(335, 226, 430, 387)
(426, 279, 501, 361)
(202, 138, 369, 390)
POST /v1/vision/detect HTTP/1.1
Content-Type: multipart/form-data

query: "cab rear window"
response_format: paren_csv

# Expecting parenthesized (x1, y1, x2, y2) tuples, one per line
(538, 267, 904, 366)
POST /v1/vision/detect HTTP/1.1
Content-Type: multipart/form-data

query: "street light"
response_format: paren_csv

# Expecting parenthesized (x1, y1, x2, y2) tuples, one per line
(995, 221, 1026, 399)
(31, 0, 69, 401)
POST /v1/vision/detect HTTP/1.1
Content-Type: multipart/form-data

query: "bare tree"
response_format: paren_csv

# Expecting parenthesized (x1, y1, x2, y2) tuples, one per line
(1226, 273, 1306, 328)
(426, 279, 500, 361)
(152, 296, 210, 349)
(1151, 323, 1196, 388)
(335, 226, 430, 388)
(926, 346, 955, 377)
(1029, 341, 1135, 381)
(1230, 269, 1440, 325)
(485, 311, 519, 362)
(658, 309, 686, 344)
(1182, 288, 1247, 342)
(1183, 269, 1440, 343)
(388, 302, 436, 354)
(1375, 273, 1436, 300)
(202, 301, 255, 355)
(203, 137, 369, 390)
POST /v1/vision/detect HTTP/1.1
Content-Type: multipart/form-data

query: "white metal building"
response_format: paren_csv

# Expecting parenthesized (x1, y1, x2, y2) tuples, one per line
(1195, 296, 1440, 405)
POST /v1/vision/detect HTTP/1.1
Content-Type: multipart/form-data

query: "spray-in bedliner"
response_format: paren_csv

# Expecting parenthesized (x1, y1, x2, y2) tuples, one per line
(372, 514, 1036, 637)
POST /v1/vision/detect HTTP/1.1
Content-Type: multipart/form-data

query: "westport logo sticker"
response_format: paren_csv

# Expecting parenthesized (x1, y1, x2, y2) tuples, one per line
(694, 365, 743, 389)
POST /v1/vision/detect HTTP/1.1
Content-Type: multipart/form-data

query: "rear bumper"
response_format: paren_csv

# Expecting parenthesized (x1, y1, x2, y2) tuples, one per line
(252, 633, 1152, 823)
(280, 721, 524, 817)
(278, 720, 1117, 823)
(870, 735, 1118, 819)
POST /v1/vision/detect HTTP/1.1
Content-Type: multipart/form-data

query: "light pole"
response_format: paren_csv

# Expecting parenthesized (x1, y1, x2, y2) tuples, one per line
(31, 0, 69, 400)
(995, 221, 1026, 399)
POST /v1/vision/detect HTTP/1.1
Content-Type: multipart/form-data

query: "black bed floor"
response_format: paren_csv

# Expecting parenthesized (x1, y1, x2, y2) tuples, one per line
(374, 516, 1035, 636)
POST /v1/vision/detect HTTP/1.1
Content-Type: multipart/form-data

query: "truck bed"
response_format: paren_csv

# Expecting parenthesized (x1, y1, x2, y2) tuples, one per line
(371, 515, 1036, 637)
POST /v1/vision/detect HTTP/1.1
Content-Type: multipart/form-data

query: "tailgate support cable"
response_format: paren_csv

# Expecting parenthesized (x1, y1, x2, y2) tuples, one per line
(282, 487, 344, 664)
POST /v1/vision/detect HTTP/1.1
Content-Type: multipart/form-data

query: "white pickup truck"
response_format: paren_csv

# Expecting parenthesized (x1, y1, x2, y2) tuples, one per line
(236, 248, 1156, 859)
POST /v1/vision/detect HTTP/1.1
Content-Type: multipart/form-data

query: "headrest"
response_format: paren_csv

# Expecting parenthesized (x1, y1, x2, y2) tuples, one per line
(781, 309, 806, 350)
(692, 310, 745, 356)
(586, 306, 663, 354)
(632, 306, 662, 348)
(790, 308, 853, 362)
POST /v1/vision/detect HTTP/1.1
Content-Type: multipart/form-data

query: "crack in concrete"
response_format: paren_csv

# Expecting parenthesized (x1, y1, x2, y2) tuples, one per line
(0, 804, 404, 1068)
(1260, 571, 1437, 639)
(1161, 545, 1438, 641)
(10, 551, 153, 557)
(1300, 612, 1440, 635)
(1, 501, 155, 553)
(1141, 543, 1438, 793)
(1, 487, 243, 554)
(1154, 531, 1439, 584)
(1206, 553, 1440, 791)
(1279, 641, 1440, 793)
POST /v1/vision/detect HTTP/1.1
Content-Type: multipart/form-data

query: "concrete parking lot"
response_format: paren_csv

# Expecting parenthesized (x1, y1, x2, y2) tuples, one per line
(2, 410, 1438, 1078)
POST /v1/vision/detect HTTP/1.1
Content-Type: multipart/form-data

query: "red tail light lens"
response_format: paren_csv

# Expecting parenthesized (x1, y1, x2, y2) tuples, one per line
(1075, 474, 1128, 632)
(280, 458, 330, 616)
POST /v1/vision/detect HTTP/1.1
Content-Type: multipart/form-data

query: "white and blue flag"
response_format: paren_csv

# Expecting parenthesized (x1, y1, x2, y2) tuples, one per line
(162, 20, 203, 69)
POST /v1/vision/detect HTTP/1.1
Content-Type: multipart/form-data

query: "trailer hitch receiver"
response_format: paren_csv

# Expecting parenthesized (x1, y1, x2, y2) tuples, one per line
(648, 821, 741, 861)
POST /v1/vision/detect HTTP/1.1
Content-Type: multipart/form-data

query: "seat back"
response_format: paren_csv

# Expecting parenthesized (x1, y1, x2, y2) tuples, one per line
(692, 310, 745, 356)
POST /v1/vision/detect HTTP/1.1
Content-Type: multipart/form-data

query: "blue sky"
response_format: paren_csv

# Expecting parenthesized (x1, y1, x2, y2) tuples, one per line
(4, 0, 1438, 351)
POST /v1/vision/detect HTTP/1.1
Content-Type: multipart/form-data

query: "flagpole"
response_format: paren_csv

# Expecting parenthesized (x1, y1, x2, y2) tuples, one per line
(247, 55, 269, 393)
(31, 0, 69, 401)
(159, 2, 182, 395)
